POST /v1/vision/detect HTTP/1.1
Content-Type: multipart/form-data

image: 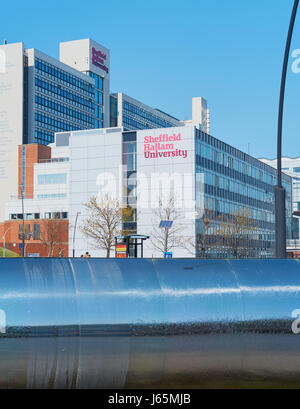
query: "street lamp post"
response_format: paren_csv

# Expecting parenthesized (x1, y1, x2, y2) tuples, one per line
(2, 227, 12, 257)
(73, 212, 81, 258)
(21, 187, 25, 258)
(275, 0, 299, 258)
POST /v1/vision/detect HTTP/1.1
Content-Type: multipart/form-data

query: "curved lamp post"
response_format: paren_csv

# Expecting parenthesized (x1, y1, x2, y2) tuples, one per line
(72, 212, 81, 258)
(2, 227, 12, 257)
(275, 0, 299, 258)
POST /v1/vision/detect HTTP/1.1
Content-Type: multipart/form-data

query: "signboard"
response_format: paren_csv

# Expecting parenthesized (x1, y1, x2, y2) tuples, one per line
(92, 47, 109, 74)
(164, 252, 173, 259)
(116, 244, 127, 258)
(28, 253, 40, 258)
(144, 133, 188, 159)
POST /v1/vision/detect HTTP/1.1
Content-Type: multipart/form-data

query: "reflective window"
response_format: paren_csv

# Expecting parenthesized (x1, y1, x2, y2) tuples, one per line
(38, 174, 67, 185)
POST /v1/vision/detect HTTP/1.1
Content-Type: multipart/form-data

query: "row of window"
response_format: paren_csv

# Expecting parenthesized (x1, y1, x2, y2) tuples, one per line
(87, 72, 104, 91)
(39, 157, 69, 164)
(35, 112, 85, 133)
(95, 91, 104, 106)
(196, 155, 285, 198)
(95, 103, 103, 119)
(37, 194, 67, 199)
(283, 167, 300, 173)
(123, 101, 179, 129)
(19, 224, 40, 240)
(34, 129, 54, 145)
(202, 195, 275, 228)
(35, 94, 94, 125)
(197, 141, 273, 185)
(35, 77, 94, 111)
(196, 129, 290, 185)
(10, 213, 40, 220)
(197, 159, 292, 221)
(35, 58, 94, 96)
(123, 141, 137, 172)
(44, 212, 68, 219)
(110, 97, 118, 127)
(123, 116, 150, 131)
(204, 171, 274, 205)
(37, 173, 67, 185)
(95, 119, 104, 129)
(205, 182, 273, 214)
(10, 212, 68, 220)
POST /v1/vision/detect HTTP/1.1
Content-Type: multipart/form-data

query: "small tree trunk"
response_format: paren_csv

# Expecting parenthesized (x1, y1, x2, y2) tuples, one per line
(106, 248, 110, 258)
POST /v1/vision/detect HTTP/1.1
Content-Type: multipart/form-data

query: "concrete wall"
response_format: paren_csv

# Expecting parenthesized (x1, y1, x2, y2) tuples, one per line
(68, 129, 122, 257)
(0, 42, 24, 221)
(136, 126, 196, 258)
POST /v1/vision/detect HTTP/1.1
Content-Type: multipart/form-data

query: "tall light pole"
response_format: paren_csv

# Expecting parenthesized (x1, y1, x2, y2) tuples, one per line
(275, 0, 299, 258)
(2, 227, 12, 257)
(73, 212, 81, 258)
(21, 186, 25, 258)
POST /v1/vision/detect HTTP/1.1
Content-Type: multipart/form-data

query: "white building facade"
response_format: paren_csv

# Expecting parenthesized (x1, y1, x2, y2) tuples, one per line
(65, 126, 286, 258)
(0, 43, 25, 221)
(5, 142, 69, 223)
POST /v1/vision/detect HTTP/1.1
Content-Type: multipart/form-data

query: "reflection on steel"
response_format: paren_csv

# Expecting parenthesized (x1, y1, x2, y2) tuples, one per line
(1, 258, 300, 388)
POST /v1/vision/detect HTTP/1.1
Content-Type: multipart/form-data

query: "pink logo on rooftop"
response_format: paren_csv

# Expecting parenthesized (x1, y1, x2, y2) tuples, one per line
(92, 47, 109, 74)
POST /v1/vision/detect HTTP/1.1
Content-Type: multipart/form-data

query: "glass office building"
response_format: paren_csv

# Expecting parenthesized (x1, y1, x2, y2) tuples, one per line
(87, 72, 104, 129)
(32, 54, 95, 145)
(66, 125, 292, 258)
(195, 129, 292, 257)
(59, 38, 110, 129)
(110, 93, 181, 131)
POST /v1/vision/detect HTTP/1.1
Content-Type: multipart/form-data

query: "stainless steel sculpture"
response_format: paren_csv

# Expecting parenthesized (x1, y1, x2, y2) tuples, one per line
(1, 258, 300, 389)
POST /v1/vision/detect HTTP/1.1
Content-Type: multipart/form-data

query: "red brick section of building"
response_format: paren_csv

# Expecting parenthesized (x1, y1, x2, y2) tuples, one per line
(0, 144, 69, 257)
(18, 144, 51, 199)
(0, 219, 69, 257)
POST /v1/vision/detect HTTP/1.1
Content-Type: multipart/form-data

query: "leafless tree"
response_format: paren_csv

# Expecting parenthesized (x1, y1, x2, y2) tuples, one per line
(81, 195, 132, 258)
(150, 196, 185, 256)
(215, 207, 258, 258)
(186, 209, 215, 258)
(39, 218, 66, 257)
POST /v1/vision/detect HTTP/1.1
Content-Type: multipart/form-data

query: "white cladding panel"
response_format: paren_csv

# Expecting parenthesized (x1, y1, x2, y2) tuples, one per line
(136, 126, 196, 258)
(34, 162, 69, 200)
(0, 42, 24, 221)
(69, 130, 122, 257)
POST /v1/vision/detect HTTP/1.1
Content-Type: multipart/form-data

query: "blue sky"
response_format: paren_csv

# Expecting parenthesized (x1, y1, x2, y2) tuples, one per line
(1, 0, 299, 159)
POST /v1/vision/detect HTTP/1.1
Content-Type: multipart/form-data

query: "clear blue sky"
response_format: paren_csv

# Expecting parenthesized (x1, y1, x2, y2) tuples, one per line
(1, 0, 299, 159)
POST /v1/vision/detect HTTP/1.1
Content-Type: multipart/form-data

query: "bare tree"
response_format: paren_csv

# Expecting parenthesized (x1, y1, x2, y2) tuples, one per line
(81, 195, 132, 258)
(215, 207, 257, 258)
(39, 218, 66, 257)
(186, 209, 215, 258)
(150, 196, 185, 256)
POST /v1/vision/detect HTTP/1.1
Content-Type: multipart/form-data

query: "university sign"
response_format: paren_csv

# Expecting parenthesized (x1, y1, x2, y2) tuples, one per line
(91, 47, 109, 74)
(144, 133, 188, 159)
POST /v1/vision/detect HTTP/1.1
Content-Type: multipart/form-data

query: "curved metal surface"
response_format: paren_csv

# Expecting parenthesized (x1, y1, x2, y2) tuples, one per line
(1, 258, 300, 388)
